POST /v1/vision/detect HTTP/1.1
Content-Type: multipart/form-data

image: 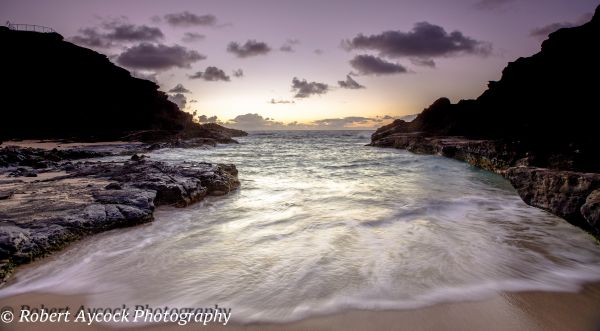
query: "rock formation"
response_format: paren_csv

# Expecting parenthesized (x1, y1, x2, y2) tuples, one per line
(0, 151, 240, 282)
(0, 27, 246, 142)
(371, 6, 600, 236)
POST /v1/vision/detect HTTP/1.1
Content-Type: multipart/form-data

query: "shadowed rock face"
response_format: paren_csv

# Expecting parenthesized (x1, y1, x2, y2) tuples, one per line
(0, 156, 240, 282)
(0, 27, 245, 142)
(370, 6, 600, 236)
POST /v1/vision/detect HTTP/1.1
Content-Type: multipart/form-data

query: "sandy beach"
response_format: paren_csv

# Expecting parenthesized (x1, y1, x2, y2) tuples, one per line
(1, 283, 600, 331)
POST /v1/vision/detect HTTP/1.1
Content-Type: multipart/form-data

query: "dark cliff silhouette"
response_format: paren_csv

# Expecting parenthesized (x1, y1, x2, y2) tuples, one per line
(372, 5, 600, 172)
(0, 27, 245, 142)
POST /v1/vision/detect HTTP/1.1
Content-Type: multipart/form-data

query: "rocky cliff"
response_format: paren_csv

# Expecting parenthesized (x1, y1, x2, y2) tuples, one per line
(370, 6, 600, 236)
(0, 27, 245, 142)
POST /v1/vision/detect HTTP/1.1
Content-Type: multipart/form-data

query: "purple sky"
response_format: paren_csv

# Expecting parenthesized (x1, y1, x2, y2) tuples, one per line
(2, 0, 596, 130)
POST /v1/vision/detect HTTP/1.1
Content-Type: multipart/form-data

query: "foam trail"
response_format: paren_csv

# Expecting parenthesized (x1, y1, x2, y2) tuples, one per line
(1, 131, 599, 324)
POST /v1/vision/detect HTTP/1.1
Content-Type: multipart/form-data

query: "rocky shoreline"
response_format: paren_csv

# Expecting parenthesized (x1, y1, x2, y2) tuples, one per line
(0, 143, 240, 283)
(369, 7, 600, 238)
(369, 134, 600, 237)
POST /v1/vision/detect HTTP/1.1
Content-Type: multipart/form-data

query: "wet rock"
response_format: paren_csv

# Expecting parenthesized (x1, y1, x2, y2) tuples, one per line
(369, 7, 600, 236)
(581, 189, 600, 231)
(8, 168, 38, 178)
(0, 158, 240, 283)
(505, 167, 600, 233)
(104, 182, 122, 190)
(0, 190, 14, 200)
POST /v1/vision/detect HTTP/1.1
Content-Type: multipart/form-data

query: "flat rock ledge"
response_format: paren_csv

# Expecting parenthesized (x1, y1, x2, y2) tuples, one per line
(0, 158, 240, 283)
(370, 134, 600, 236)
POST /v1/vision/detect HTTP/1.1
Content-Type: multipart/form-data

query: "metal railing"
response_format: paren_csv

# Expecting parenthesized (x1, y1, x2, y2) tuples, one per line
(5, 22, 55, 33)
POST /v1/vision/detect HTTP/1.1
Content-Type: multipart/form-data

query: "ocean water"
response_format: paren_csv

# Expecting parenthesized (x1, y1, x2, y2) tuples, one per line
(2, 130, 600, 323)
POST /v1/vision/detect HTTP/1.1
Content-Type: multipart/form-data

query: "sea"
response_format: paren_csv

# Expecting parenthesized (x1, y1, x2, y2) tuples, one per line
(1, 130, 599, 323)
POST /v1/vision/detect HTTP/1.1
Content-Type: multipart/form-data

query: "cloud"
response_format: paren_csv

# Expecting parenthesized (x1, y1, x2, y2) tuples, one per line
(70, 20, 163, 49)
(232, 69, 244, 78)
(221, 113, 399, 130)
(70, 28, 113, 48)
(103, 23, 163, 42)
(225, 113, 285, 130)
(314, 49, 324, 55)
(164, 11, 217, 27)
(474, 0, 515, 10)
(182, 32, 206, 42)
(189, 66, 231, 81)
(280, 39, 300, 52)
(168, 93, 187, 109)
(130, 70, 158, 83)
(312, 117, 372, 127)
(269, 98, 295, 104)
(198, 115, 219, 123)
(116, 43, 205, 71)
(343, 22, 491, 59)
(338, 75, 365, 89)
(349, 55, 407, 75)
(529, 13, 593, 39)
(410, 58, 436, 67)
(227, 40, 271, 58)
(530, 22, 574, 39)
(190, 99, 198, 103)
(168, 83, 191, 93)
(291, 77, 329, 98)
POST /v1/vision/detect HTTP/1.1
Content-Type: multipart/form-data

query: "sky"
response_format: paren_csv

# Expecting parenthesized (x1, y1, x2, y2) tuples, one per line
(1, 0, 597, 130)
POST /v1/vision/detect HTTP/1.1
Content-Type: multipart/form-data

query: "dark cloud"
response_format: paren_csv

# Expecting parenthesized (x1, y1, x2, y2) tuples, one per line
(314, 49, 324, 55)
(189, 66, 231, 81)
(410, 58, 436, 67)
(349, 55, 407, 75)
(232, 69, 244, 78)
(117, 43, 205, 71)
(226, 113, 284, 130)
(168, 83, 191, 93)
(280, 39, 300, 52)
(103, 23, 163, 42)
(70, 28, 112, 48)
(530, 13, 593, 39)
(182, 32, 206, 43)
(190, 99, 198, 103)
(168, 93, 187, 109)
(338, 75, 365, 89)
(474, 0, 515, 10)
(164, 11, 217, 27)
(198, 115, 219, 123)
(70, 20, 163, 49)
(227, 40, 271, 58)
(530, 22, 574, 39)
(343, 22, 491, 59)
(269, 98, 295, 104)
(291, 77, 329, 98)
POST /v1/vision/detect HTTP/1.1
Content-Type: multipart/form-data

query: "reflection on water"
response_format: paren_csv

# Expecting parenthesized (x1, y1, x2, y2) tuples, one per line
(1, 131, 599, 322)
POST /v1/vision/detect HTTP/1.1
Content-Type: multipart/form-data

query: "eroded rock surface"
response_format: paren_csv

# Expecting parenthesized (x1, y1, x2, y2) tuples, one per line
(0, 157, 239, 282)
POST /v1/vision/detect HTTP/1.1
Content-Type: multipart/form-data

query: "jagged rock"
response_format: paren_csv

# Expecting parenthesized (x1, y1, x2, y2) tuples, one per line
(0, 158, 240, 282)
(505, 168, 600, 232)
(581, 189, 600, 230)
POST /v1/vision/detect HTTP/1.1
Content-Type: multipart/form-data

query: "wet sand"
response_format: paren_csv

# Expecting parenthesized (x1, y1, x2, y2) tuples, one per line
(1, 284, 600, 331)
